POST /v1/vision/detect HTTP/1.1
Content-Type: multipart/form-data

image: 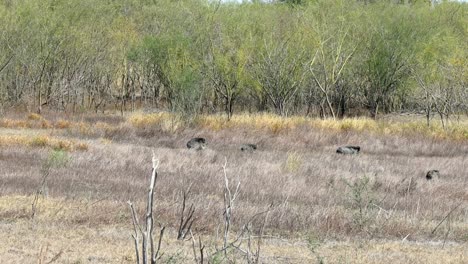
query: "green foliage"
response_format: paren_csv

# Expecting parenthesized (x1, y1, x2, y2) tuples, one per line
(306, 232, 325, 264)
(0, 0, 466, 117)
(284, 151, 302, 173)
(210, 252, 224, 264)
(343, 175, 376, 232)
(361, 9, 416, 115)
(46, 149, 70, 169)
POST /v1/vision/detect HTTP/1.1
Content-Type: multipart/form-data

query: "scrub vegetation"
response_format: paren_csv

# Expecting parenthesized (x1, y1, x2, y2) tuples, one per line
(0, 0, 467, 263)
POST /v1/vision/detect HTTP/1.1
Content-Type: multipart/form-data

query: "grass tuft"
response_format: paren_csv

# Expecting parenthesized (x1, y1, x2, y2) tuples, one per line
(55, 119, 71, 129)
(27, 113, 42, 120)
(128, 111, 184, 133)
(29, 135, 49, 147)
(284, 151, 302, 173)
(0, 118, 31, 128)
(128, 112, 172, 128)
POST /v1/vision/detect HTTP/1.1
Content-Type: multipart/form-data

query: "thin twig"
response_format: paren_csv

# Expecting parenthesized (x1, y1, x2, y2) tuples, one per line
(128, 201, 141, 264)
(154, 226, 165, 261)
(431, 202, 462, 235)
(46, 250, 63, 264)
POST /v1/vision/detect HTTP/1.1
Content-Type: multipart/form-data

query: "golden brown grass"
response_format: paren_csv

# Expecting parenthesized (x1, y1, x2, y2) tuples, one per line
(195, 113, 308, 133)
(194, 113, 468, 140)
(128, 112, 468, 140)
(128, 111, 184, 133)
(27, 113, 43, 121)
(55, 119, 72, 129)
(0, 135, 88, 151)
(2, 112, 467, 141)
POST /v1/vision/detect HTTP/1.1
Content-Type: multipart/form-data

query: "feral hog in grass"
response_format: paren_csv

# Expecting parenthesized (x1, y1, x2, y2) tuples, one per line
(187, 137, 206, 150)
(426, 170, 440, 180)
(336, 146, 361, 155)
(240, 144, 257, 152)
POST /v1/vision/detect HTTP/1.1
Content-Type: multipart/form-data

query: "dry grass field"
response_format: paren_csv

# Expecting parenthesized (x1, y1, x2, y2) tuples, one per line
(0, 111, 467, 263)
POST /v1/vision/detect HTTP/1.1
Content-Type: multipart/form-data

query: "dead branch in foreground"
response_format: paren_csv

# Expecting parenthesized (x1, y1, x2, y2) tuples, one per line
(177, 184, 196, 240)
(128, 152, 165, 264)
(211, 158, 272, 264)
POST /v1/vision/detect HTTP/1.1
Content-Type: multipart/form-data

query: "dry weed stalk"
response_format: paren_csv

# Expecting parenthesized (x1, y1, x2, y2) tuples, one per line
(431, 202, 463, 235)
(221, 158, 241, 256)
(31, 167, 50, 219)
(243, 204, 272, 264)
(37, 244, 48, 264)
(211, 158, 272, 263)
(177, 185, 196, 240)
(127, 152, 165, 264)
(190, 231, 205, 264)
(37, 244, 63, 264)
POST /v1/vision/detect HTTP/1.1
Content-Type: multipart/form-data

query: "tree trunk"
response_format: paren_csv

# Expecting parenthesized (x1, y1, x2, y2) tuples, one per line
(325, 94, 335, 120)
(370, 103, 379, 120)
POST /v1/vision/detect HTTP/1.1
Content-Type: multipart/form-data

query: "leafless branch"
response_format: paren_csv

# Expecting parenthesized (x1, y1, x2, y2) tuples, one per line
(177, 185, 196, 240)
(190, 231, 205, 264)
(127, 151, 164, 264)
(31, 166, 51, 219)
(431, 202, 463, 235)
(128, 201, 141, 264)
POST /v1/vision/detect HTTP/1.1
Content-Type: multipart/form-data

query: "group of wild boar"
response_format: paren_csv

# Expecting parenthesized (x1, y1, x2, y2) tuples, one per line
(186, 137, 440, 181)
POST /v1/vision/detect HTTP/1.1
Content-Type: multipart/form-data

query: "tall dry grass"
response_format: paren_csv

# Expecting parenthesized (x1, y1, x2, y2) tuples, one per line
(1, 111, 467, 242)
(2, 111, 467, 141)
(0, 135, 88, 151)
(1, 111, 467, 263)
